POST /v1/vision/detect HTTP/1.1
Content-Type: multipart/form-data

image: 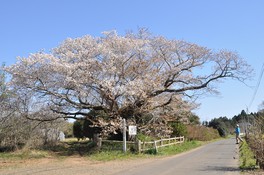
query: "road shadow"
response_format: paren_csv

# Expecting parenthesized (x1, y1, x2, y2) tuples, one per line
(200, 165, 240, 173)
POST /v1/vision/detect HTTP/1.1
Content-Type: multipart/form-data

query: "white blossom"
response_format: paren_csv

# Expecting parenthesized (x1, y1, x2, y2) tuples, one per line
(4, 29, 253, 135)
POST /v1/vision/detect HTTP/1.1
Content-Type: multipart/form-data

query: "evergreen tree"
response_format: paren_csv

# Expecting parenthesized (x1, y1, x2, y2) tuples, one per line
(73, 120, 83, 140)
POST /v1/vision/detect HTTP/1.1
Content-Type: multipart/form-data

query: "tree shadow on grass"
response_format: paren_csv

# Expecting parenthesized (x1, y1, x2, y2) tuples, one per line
(41, 141, 97, 157)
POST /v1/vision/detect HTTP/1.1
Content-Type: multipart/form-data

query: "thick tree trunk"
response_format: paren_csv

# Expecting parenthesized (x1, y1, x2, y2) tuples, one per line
(93, 133, 102, 148)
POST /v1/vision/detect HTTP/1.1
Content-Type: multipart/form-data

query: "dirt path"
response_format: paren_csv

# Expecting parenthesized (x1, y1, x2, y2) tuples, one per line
(0, 155, 159, 175)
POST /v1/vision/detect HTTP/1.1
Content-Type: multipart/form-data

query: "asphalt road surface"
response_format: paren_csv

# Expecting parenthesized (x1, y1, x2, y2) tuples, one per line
(114, 138, 240, 175)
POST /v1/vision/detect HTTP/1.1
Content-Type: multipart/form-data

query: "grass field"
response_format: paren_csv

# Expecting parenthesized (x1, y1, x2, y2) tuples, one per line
(0, 139, 204, 163)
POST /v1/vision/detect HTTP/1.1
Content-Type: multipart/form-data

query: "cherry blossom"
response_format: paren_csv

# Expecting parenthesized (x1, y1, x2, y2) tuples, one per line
(5, 30, 253, 136)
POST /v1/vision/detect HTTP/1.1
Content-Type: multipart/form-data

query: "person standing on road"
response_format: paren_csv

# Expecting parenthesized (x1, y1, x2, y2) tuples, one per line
(235, 124, 243, 144)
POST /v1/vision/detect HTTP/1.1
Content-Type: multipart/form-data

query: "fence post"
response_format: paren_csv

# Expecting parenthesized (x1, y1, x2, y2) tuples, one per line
(154, 140, 158, 153)
(136, 140, 141, 153)
(93, 133, 102, 149)
(98, 137, 102, 148)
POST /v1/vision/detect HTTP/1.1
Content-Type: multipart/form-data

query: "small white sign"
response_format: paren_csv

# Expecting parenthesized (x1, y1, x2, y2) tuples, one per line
(128, 126, 137, 135)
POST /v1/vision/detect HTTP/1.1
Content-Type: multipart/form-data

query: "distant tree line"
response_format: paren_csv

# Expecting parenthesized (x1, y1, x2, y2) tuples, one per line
(203, 110, 259, 137)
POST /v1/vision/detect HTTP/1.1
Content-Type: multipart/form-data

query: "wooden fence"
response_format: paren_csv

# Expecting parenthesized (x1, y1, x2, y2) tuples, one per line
(101, 140, 135, 151)
(102, 136, 184, 153)
(138, 136, 185, 153)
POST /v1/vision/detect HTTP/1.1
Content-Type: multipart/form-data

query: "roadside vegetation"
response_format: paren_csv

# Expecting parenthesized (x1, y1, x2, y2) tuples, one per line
(0, 122, 219, 165)
(240, 141, 257, 170)
(239, 140, 264, 175)
(0, 150, 49, 160)
(0, 139, 204, 163)
(238, 108, 264, 173)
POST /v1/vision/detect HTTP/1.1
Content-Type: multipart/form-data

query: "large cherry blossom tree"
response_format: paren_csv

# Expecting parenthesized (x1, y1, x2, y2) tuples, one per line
(5, 30, 252, 136)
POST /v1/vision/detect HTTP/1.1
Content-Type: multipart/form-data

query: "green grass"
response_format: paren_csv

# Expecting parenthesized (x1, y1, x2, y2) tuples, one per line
(89, 150, 145, 161)
(239, 141, 257, 170)
(0, 140, 204, 162)
(87, 140, 203, 161)
(157, 140, 203, 156)
(0, 150, 49, 160)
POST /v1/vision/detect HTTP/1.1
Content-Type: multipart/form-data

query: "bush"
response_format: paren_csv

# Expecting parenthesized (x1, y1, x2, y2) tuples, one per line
(170, 122, 188, 137)
(136, 133, 156, 142)
(240, 140, 256, 169)
(208, 118, 231, 137)
(247, 137, 264, 169)
(186, 125, 220, 141)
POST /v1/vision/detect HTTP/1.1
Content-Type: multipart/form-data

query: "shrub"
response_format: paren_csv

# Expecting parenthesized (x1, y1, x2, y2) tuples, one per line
(186, 125, 220, 141)
(247, 137, 264, 169)
(240, 140, 256, 169)
(136, 133, 156, 142)
(170, 122, 188, 137)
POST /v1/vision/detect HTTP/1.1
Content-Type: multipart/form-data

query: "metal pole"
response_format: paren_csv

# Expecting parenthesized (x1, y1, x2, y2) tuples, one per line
(123, 118, 127, 153)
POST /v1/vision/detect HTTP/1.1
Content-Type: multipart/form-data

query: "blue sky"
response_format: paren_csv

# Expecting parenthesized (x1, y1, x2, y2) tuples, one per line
(1, 0, 264, 121)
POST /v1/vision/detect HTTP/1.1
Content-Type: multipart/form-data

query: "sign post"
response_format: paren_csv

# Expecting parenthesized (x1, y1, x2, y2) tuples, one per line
(123, 119, 126, 153)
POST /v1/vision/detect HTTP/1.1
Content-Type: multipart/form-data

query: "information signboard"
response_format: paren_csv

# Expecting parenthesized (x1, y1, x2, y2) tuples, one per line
(128, 126, 137, 135)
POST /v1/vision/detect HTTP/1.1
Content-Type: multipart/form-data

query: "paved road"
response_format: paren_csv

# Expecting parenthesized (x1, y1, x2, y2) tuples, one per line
(114, 138, 240, 175)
